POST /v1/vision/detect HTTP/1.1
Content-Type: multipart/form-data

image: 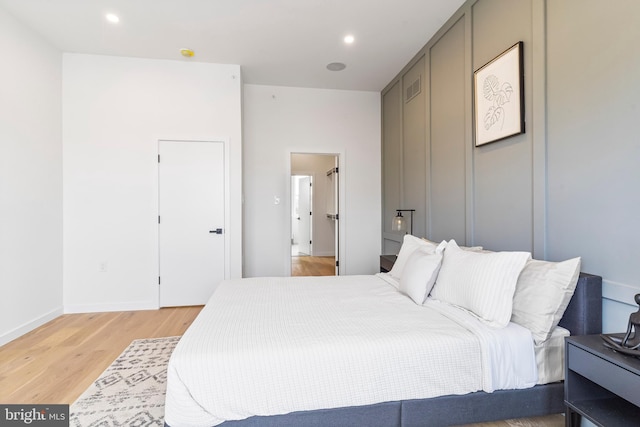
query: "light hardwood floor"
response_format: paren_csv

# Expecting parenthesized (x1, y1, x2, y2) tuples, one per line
(291, 255, 335, 276)
(461, 414, 563, 427)
(0, 307, 563, 427)
(0, 306, 202, 404)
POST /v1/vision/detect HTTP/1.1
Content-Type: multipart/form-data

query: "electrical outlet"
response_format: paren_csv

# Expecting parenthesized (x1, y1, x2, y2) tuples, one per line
(99, 262, 108, 273)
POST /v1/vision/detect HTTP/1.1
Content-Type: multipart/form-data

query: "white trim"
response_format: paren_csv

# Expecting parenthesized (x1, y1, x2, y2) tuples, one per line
(602, 279, 640, 307)
(338, 151, 346, 274)
(311, 251, 336, 257)
(0, 307, 63, 346)
(64, 301, 158, 314)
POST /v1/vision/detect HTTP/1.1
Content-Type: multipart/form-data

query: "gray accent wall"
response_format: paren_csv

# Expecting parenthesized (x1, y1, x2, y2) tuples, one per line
(472, 0, 534, 252)
(382, 82, 402, 254)
(381, 0, 640, 330)
(429, 17, 466, 244)
(546, 0, 640, 332)
(401, 57, 427, 239)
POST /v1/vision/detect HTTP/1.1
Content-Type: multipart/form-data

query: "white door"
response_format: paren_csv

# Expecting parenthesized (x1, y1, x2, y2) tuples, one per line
(159, 140, 225, 307)
(297, 176, 312, 255)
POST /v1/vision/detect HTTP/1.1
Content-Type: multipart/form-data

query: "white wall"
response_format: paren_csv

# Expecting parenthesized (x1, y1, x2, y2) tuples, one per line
(0, 7, 63, 344)
(243, 84, 381, 277)
(63, 54, 242, 312)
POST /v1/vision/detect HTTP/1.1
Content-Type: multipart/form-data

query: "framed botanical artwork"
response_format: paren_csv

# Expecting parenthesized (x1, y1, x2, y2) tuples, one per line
(474, 41, 524, 146)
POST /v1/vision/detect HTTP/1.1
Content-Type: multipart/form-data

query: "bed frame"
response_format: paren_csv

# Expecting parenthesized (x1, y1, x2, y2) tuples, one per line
(176, 273, 602, 427)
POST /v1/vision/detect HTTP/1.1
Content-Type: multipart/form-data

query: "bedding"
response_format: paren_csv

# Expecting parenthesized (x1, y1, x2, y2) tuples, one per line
(165, 274, 537, 427)
(429, 240, 530, 328)
(398, 240, 446, 304)
(511, 257, 581, 344)
(165, 272, 601, 427)
(388, 234, 440, 280)
(534, 326, 570, 385)
(385, 267, 569, 385)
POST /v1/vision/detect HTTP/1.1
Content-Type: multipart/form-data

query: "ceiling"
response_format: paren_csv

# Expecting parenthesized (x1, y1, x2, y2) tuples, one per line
(0, 0, 465, 91)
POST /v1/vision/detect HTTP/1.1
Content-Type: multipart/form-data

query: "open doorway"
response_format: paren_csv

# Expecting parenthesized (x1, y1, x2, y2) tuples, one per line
(290, 153, 339, 276)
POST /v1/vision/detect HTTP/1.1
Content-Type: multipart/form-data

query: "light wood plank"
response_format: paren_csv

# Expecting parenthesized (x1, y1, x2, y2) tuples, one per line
(291, 255, 335, 276)
(0, 306, 201, 404)
(461, 414, 564, 427)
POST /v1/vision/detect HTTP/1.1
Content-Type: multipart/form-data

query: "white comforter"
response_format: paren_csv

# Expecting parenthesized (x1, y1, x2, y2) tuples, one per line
(165, 274, 537, 427)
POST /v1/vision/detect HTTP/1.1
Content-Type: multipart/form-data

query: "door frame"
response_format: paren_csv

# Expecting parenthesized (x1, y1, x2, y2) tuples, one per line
(157, 138, 231, 307)
(286, 150, 345, 276)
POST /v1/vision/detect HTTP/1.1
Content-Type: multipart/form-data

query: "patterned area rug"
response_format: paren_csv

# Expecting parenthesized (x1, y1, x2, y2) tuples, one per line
(70, 336, 180, 427)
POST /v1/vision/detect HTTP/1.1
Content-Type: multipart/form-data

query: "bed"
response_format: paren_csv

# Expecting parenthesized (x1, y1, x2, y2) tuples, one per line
(165, 239, 602, 427)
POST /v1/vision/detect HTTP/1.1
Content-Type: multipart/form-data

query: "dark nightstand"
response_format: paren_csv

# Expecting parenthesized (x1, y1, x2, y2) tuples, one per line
(565, 334, 640, 427)
(379, 255, 397, 273)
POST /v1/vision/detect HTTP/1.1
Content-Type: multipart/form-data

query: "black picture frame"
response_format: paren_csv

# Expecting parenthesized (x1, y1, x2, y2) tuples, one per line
(473, 41, 525, 146)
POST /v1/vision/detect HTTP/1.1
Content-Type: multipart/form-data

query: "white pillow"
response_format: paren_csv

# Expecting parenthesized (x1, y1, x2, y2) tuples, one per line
(422, 237, 483, 252)
(399, 243, 446, 304)
(388, 235, 441, 280)
(511, 257, 581, 344)
(431, 240, 531, 328)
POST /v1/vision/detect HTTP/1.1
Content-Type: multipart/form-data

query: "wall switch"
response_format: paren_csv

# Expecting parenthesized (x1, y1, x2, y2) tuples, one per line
(99, 262, 108, 273)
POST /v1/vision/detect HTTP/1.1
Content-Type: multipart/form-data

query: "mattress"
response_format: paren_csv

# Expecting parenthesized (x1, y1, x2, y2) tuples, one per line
(165, 274, 537, 427)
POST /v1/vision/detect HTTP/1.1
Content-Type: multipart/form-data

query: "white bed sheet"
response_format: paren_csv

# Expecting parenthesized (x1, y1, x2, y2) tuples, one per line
(165, 274, 536, 427)
(535, 326, 570, 385)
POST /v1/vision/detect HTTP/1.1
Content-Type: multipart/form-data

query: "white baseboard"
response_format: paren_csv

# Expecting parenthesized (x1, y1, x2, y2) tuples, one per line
(64, 300, 158, 314)
(0, 306, 63, 346)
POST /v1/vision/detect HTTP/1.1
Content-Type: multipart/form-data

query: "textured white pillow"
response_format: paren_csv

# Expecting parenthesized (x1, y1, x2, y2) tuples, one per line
(399, 244, 445, 304)
(431, 240, 531, 328)
(422, 237, 483, 252)
(511, 257, 581, 344)
(388, 235, 441, 280)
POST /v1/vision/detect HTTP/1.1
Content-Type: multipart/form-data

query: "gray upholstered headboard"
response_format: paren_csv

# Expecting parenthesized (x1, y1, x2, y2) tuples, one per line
(558, 272, 602, 335)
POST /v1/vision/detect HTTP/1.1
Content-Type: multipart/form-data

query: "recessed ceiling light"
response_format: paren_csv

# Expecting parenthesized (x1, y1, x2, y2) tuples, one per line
(180, 48, 195, 58)
(344, 35, 355, 44)
(326, 62, 346, 72)
(105, 13, 120, 24)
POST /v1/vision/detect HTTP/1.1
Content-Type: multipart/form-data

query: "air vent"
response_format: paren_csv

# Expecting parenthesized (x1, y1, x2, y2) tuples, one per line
(405, 76, 421, 103)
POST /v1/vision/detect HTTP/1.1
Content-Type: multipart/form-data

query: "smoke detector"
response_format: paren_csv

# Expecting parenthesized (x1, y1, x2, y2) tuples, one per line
(180, 48, 195, 58)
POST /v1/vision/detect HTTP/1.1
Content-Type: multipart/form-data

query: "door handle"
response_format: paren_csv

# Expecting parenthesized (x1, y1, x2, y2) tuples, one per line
(209, 228, 223, 234)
